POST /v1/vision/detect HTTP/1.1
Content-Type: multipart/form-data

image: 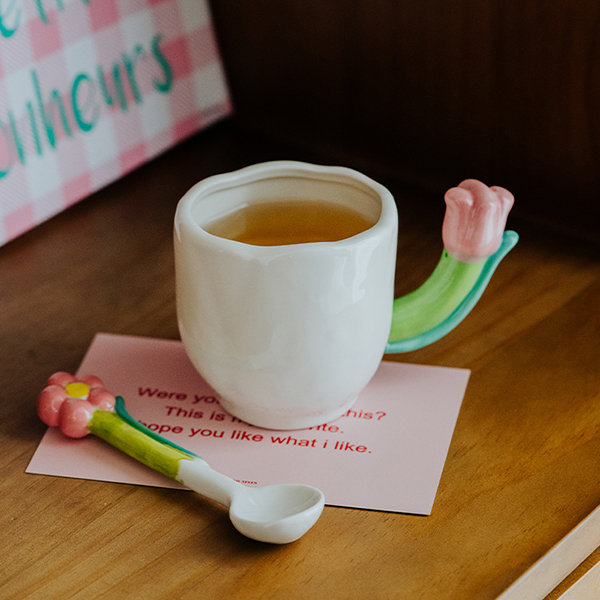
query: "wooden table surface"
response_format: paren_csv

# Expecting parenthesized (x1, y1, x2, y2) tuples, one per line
(2, 122, 599, 599)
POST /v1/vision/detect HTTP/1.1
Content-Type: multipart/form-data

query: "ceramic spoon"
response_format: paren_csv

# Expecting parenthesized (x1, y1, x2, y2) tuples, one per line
(37, 373, 325, 544)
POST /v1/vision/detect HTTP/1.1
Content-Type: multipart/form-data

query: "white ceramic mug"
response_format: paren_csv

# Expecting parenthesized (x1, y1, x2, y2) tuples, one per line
(174, 161, 398, 429)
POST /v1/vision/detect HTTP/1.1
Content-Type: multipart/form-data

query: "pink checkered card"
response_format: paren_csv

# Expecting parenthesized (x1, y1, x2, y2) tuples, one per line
(0, 0, 232, 247)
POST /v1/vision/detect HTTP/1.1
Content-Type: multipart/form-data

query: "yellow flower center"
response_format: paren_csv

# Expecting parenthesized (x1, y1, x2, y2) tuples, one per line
(65, 382, 90, 399)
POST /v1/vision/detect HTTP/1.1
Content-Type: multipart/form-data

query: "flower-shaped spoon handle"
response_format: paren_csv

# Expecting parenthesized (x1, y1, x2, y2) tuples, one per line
(37, 372, 324, 543)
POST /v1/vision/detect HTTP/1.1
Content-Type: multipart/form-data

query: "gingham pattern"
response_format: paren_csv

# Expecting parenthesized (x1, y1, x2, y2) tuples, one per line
(0, 0, 232, 247)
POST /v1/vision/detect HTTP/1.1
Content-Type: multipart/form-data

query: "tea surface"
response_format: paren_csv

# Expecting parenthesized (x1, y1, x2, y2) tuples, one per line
(204, 199, 374, 246)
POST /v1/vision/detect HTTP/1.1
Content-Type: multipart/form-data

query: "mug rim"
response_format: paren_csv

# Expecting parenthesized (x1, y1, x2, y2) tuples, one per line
(174, 160, 397, 253)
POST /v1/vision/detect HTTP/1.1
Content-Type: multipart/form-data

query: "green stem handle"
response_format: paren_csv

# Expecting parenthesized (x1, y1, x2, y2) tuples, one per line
(386, 230, 518, 353)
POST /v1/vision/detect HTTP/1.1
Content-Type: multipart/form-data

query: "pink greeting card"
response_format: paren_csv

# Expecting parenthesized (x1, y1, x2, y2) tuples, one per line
(27, 333, 470, 514)
(0, 1, 231, 247)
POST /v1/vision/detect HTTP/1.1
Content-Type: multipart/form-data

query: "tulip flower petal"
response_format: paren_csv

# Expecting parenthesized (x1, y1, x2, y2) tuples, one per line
(443, 179, 514, 263)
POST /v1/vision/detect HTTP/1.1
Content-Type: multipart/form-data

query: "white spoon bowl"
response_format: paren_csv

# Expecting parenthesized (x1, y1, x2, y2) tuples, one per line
(178, 459, 325, 544)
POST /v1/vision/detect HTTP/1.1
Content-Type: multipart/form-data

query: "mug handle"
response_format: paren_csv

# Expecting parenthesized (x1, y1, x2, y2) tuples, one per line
(386, 231, 518, 353)
(386, 179, 518, 353)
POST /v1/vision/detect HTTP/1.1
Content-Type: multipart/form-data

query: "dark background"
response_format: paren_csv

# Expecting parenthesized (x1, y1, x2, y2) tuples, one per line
(210, 0, 600, 242)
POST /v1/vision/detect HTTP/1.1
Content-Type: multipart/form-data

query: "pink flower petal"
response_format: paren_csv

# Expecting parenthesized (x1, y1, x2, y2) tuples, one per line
(79, 374, 106, 390)
(88, 387, 116, 410)
(47, 371, 76, 388)
(456, 179, 495, 202)
(442, 179, 514, 263)
(490, 185, 515, 214)
(59, 398, 94, 438)
(38, 385, 69, 426)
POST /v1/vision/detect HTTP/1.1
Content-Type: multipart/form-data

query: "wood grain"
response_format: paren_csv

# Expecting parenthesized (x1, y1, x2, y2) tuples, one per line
(1, 122, 599, 599)
(497, 504, 600, 599)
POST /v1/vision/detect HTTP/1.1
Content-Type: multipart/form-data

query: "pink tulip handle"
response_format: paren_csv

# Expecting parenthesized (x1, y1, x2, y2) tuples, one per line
(387, 179, 517, 352)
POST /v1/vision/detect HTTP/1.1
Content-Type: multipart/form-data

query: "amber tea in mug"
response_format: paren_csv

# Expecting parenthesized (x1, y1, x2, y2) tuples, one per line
(203, 199, 374, 246)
